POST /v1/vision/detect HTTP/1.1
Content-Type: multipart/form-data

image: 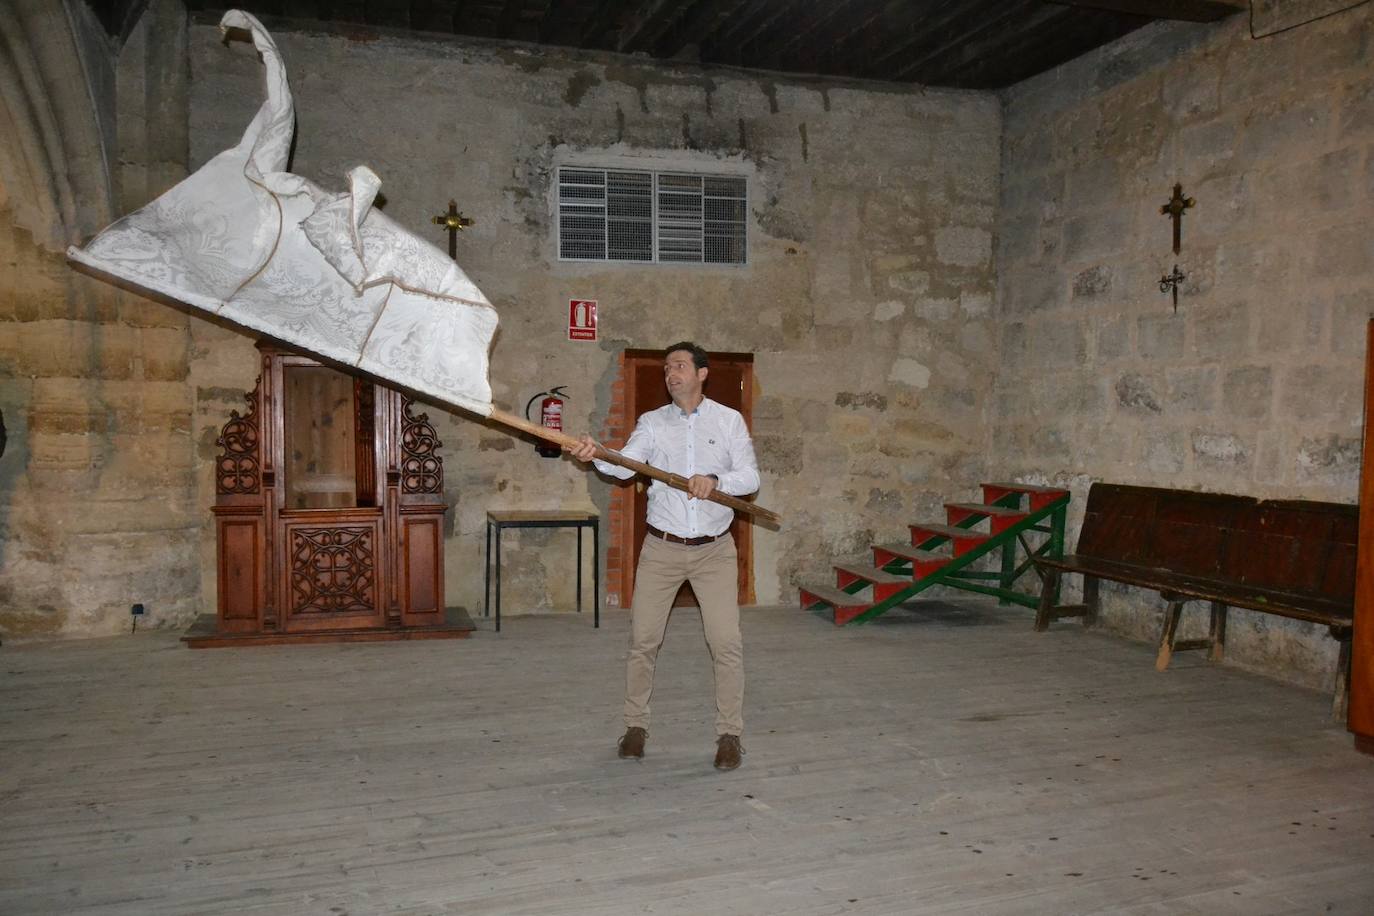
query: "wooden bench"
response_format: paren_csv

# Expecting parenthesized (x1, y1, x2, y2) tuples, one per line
(1034, 483, 1356, 719)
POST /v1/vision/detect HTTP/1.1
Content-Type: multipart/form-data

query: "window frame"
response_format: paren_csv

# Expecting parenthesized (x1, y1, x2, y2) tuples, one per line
(555, 163, 749, 268)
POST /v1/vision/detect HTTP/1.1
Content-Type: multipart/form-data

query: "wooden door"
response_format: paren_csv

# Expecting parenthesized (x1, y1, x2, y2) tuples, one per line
(1351, 319, 1374, 754)
(622, 349, 755, 608)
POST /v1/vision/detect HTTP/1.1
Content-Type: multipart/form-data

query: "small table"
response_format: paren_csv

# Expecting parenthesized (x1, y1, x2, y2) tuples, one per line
(485, 510, 600, 633)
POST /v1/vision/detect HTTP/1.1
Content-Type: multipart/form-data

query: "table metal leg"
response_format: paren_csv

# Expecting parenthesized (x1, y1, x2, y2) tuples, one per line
(576, 525, 583, 614)
(484, 520, 491, 618)
(495, 524, 502, 633)
(593, 518, 600, 629)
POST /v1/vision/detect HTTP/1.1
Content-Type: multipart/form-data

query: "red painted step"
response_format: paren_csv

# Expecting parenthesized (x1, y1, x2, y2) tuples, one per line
(798, 582, 870, 626)
(908, 522, 989, 555)
(833, 563, 908, 603)
(945, 502, 1029, 535)
(872, 543, 950, 578)
(982, 482, 1070, 513)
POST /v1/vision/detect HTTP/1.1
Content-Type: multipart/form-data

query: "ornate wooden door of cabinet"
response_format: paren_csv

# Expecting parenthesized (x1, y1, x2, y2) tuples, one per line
(281, 515, 385, 631)
(211, 343, 448, 638)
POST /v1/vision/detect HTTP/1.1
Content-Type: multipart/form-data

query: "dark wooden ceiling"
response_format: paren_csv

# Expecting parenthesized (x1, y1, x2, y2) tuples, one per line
(96, 1, 1244, 89)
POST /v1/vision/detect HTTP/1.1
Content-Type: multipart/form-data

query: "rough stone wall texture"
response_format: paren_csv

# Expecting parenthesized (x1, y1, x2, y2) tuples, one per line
(994, 8, 1374, 689)
(0, 0, 197, 638)
(185, 19, 1002, 616)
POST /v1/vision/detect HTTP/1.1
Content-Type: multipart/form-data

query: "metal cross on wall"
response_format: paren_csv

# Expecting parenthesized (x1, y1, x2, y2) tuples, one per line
(1160, 183, 1195, 255)
(432, 199, 474, 260)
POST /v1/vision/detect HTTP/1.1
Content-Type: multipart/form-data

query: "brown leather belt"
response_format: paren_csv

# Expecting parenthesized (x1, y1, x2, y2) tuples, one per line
(647, 524, 718, 547)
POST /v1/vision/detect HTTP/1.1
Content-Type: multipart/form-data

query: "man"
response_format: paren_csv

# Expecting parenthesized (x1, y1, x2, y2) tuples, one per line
(566, 342, 760, 770)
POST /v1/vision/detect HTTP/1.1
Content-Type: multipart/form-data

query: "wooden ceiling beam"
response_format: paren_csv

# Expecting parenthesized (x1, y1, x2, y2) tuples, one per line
(871, 0, 1032, 79)
(494, 0, 551, 41)
(817, 0, 942, 78)
(328, 0, 369, 25)
(900, 1, 1069, 83)
(537, 0, 598, 44)
(175, 0, 1184, 89)
(937, 6, 1147, 87)
(364, 0, 413, 27)
(576, 0, 632, 48)
(757, 0, 860, 71)
(454, 0, 506, 37)
(651, 0, 753, 58)
(706, 0, 784, 63)
(616, 0, 691, 53)
(1047, 0, 1243, 23)
(727, 0, 814, 66)
(858, 0, 989, 73)
(824, 0, 904, 51)
(409, 0, 462, 33)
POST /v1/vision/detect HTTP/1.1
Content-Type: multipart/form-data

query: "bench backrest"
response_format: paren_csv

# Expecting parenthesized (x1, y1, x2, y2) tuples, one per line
(1076, 483, 1358, 602)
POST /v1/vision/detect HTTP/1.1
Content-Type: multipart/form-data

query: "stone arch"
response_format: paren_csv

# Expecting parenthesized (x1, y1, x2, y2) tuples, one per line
(0, 0, 115, 250)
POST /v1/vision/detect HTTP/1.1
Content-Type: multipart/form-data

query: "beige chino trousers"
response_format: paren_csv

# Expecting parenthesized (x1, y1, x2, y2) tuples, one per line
(624, 532, 743, 737)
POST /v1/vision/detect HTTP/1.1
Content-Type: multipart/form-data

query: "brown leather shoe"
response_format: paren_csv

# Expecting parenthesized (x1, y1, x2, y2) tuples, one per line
(618, 726, 647, 759)
(714, 734, 743, 770)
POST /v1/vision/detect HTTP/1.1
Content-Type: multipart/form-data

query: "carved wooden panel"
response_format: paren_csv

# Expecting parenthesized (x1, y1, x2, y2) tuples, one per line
(216, 515, 263, 629)
(354, 379, 376, 505)
(287, 523, 380, 616)
(401, 513, 443, 625)
(400, 397, 444, 494)
(216, 381, 261, 495)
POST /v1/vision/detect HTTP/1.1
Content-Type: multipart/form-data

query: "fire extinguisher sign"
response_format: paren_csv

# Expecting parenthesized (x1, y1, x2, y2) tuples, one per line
(568, 298, 597, 341)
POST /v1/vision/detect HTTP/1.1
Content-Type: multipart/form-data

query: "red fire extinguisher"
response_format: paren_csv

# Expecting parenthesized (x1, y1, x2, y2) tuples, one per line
(525, 386, 568, 458)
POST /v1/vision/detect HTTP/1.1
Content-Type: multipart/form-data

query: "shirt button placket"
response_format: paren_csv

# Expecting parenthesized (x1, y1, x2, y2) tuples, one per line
(687, 412, 697, 534)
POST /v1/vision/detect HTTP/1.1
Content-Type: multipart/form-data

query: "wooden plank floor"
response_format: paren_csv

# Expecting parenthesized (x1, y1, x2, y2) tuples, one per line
(2, 600, 1373, 915)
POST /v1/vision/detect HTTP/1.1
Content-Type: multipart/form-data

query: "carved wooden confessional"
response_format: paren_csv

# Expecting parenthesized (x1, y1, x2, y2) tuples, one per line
(209, 344, 450, 639)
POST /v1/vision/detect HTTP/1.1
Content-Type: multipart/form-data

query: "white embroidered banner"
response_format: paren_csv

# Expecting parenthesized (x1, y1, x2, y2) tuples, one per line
(67, 9, 498, 416)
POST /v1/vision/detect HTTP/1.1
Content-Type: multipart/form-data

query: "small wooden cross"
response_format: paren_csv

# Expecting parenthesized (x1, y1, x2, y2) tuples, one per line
(1160, 183, 1195, 255)
(431, 199, 474, 260)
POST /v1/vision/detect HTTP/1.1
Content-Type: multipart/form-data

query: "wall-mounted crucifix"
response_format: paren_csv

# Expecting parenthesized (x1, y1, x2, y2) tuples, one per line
(432, 199, 474, 260)
(1160, 183, 1195, 255)
(1159, 264, 1186, 312)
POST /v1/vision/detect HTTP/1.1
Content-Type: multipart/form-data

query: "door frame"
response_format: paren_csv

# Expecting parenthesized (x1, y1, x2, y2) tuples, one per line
(1351, 319, 1374, 753)
(614, 348, 756, 609)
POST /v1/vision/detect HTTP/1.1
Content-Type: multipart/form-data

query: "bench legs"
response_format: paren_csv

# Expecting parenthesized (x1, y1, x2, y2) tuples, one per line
(1208, 601, 1227, 663)
(1332, 627, 1352, 724)
(1035, 571, 1099, 631)
(1156, 598, 1185, 671)
(1155, 606, 1349, 721)
(1155, 596, 1228, 672)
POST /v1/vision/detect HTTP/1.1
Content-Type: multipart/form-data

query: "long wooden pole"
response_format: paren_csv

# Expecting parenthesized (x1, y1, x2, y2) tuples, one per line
(488, 407, 781, 525)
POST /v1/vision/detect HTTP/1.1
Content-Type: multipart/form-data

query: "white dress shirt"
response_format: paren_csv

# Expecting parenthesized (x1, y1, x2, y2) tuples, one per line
(594, 397, 760, 538)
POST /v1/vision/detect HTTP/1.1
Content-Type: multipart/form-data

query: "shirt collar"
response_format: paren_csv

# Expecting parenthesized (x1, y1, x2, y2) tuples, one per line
(675, 396, 711, 419)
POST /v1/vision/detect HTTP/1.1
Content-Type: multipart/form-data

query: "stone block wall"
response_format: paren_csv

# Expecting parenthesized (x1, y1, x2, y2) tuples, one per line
(13, 2, 1365, 706)
(185, 17, 1002, 616)
(0, 0, 197, 638)
(994, 8, 1374, 687)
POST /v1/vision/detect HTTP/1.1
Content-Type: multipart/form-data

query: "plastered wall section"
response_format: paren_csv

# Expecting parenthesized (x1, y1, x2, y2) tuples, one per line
(993, 9, 1374, 689)
(187, 20, 1002, 618)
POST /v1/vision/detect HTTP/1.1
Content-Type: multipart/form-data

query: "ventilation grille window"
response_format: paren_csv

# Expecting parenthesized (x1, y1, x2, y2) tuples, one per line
(558, 167, 746, 265)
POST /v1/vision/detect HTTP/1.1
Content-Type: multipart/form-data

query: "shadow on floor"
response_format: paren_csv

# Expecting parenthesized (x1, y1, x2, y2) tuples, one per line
(871, 597, 1030, 628)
